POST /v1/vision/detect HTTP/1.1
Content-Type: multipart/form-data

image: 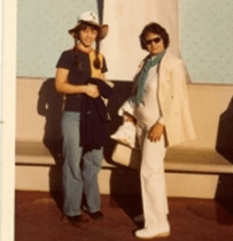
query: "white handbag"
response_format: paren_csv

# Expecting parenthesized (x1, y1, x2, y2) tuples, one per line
(110, 121, 136, 148)
(111, 95, 141, 170)
(111, 142, 141, 171)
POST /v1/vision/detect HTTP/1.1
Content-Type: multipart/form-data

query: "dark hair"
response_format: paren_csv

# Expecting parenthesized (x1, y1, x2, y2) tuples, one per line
(139, 23, 169, 50)
(73, 22, 101, 70)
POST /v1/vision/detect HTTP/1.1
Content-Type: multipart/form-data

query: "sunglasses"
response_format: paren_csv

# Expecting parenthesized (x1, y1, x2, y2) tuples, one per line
(145, 37, 162, 45)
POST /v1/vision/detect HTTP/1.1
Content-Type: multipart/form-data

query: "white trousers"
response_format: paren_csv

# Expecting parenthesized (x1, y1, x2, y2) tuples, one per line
(137, 122, 169, 230)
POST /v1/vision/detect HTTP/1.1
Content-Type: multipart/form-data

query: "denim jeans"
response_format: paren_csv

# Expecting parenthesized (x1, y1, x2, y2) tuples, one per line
(61, 111, 103, 216)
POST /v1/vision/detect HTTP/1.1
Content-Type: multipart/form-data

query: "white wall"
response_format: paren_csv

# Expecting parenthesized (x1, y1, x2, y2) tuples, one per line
(180, 0, 233, 84)
(16, 0, 233, 84)
(17, 0, 99, 78)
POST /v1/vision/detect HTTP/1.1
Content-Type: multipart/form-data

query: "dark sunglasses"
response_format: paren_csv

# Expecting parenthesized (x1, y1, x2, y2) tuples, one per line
(145, 37, 162, 45)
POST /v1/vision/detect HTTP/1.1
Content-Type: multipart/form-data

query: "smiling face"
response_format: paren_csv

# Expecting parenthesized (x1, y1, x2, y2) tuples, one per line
(145, 32, 165, 56)
(79, 25, 98, 48)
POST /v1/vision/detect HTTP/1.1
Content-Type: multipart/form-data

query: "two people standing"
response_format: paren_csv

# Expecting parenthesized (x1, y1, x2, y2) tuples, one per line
(55, 11, 195, 239)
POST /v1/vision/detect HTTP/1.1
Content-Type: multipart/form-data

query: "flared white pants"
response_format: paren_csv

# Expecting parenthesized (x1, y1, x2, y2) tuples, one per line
(137, 121, 169, 230)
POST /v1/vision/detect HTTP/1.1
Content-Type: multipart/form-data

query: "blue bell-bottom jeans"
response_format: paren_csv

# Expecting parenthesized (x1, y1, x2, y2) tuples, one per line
(61, 111, 103, 217)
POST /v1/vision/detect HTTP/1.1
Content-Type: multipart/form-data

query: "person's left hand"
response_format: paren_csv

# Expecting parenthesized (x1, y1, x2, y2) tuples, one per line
(148, 122, 164, 142)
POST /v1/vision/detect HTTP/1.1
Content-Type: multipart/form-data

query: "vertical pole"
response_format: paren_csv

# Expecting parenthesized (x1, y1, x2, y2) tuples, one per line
(0, 0, 17, 240)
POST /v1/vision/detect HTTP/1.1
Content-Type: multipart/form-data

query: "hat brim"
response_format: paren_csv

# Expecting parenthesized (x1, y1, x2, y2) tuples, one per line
(68, 21, 108, 40)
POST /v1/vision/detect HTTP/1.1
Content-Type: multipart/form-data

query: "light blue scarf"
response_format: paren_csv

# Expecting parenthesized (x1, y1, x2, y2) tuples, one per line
(136, 51, 165, 104)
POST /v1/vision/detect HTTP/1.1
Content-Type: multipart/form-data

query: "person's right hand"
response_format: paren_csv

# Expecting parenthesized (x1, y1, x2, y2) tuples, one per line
(86, 83, 100, 98)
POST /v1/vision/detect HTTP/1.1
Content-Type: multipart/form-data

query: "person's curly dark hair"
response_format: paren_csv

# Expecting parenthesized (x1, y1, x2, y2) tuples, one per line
(139, 23, 170, 50)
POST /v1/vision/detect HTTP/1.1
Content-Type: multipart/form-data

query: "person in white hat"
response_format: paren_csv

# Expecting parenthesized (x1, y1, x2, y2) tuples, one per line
(54, 11, 111, 226)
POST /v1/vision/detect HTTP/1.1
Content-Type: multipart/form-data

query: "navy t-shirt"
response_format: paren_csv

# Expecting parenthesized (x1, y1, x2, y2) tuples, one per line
(56, 49, 107, 111)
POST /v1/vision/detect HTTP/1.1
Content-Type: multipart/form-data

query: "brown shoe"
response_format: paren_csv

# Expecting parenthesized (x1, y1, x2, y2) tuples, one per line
(66, 215, 84, 226)
(89, 211, 104, 220)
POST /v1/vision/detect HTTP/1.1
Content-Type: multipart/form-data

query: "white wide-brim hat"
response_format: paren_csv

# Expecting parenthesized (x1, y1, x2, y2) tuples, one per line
(68, 11, 108, 40)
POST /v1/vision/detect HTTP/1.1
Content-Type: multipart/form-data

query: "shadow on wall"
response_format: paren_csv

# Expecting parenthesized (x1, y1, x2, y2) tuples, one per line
(107, 166, 142, 225)
(104, 81, 142, 224)
(37, 78, 64, 162)
(216, 96, 233, 164)
(37, 78, 64, 211)
(215, 96, 233, 219)
(215, 96, 233, 199)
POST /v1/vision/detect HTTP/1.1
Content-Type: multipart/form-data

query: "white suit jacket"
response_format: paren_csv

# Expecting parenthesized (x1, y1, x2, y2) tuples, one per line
(133, 52, 196, 147)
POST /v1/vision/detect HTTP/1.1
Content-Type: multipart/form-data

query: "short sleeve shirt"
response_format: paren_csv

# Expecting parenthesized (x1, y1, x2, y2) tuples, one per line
(56, 49, 107, 111)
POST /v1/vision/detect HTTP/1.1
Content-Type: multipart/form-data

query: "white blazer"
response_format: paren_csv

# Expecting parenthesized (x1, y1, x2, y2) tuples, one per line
(133, 52, 196, 147)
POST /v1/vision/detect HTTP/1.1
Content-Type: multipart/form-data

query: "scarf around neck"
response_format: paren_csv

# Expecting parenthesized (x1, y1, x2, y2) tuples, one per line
(136, 51, 165, 103)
